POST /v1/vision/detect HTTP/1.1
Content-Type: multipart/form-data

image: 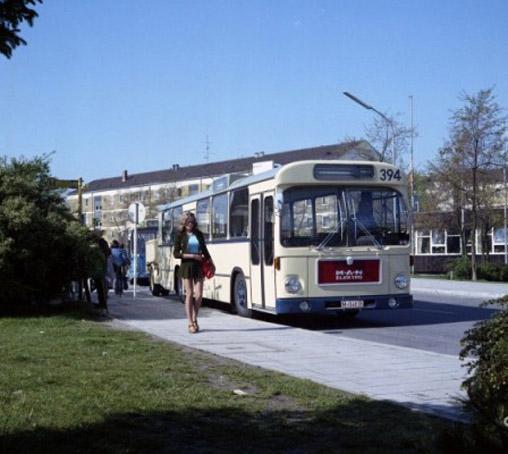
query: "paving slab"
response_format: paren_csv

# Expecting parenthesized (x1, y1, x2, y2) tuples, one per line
(107, 289, 469, 422)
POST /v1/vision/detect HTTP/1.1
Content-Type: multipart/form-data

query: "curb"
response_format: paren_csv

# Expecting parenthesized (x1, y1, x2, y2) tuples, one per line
(412, 287, 506, 299)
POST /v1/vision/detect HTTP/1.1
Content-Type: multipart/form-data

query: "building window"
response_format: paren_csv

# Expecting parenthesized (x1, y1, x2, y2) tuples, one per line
(188, 184, 199, 195)
(416, 230, 430, 254)
(431, 230, 445, 254)
(417, 229, 462, 255)
(446, 234, 461, 254)
(465, 229, 473, 254)
(93, 195, 102, 212)
(492, 227, 507, 254)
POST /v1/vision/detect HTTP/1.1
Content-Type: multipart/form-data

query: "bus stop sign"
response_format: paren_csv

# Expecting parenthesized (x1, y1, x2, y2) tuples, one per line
(128, 202, 146, 224)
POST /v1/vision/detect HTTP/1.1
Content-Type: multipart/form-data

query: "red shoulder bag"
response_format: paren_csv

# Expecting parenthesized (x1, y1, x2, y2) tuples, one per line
(201, 258, 215, 279)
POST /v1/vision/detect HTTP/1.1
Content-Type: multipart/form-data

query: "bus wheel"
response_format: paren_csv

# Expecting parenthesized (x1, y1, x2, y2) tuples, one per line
(149, 271, 162, 297)
(233, 272, 252, 318)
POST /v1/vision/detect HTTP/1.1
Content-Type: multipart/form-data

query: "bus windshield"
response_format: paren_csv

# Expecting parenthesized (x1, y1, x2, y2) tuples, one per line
(280, 186, 409, 248)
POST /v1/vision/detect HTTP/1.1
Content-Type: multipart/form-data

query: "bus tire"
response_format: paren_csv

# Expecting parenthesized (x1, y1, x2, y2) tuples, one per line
(150, 271, 162, 297)
(233, 272, 252, 318)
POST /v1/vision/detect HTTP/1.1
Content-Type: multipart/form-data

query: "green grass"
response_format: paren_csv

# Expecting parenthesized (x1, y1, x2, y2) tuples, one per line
(0, 311, 459, 453)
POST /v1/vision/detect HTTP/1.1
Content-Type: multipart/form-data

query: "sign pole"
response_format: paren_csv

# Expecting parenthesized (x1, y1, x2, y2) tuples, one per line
(128, 201, 145, 301)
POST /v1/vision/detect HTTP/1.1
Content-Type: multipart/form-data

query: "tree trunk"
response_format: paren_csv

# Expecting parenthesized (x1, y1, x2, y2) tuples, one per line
(471, 145, 479, 281)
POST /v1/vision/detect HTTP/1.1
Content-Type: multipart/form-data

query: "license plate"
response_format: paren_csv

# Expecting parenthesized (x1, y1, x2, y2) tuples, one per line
(340, 300, 364, 309)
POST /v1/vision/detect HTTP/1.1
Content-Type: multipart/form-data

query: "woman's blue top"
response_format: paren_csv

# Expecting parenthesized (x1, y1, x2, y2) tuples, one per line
(186, 233, 201, 254)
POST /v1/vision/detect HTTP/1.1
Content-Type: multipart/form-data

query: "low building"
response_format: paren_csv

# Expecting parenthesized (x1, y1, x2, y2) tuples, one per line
(413, 207, 507, 274)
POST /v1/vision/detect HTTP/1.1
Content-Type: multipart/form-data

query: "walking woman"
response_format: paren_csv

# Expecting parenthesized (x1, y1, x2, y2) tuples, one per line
(173, 211, 214, 333)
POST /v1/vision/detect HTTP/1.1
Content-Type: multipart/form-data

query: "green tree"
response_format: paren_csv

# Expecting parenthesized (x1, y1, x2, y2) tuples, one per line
(0, 155, 100, 305)
(0, 0, 42, 59)
(430, 88, 507, 280)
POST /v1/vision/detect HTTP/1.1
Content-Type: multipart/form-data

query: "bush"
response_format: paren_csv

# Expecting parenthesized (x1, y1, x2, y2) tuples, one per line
(0, 156, 99, 305)
(477, 262, 503, 281)
(460, 296, 508, 449)
(499, 265, 508, 282)
(449, 256, 472, 280)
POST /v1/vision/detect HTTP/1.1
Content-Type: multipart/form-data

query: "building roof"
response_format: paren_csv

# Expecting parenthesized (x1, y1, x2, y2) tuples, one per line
(78, 140, 379, 194)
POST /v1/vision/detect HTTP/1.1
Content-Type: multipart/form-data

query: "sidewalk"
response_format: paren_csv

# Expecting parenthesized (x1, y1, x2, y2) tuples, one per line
(108, 290, 469, 422)
(412, 276, 508, 299)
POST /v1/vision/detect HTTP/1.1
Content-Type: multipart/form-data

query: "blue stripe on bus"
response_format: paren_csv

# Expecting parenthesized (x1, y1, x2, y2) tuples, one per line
(275, 294, 413, 314)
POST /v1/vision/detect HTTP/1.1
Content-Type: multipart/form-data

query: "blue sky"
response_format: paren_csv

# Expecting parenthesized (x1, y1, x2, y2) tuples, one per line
(1, 0, 507, 182)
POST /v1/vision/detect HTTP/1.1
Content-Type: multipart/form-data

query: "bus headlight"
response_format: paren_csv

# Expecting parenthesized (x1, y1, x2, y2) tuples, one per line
(394, 273, 409, 289)
(284, 276, 302, 294)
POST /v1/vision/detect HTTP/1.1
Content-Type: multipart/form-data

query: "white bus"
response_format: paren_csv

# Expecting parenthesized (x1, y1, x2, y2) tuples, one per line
(146, 160, 413, 317)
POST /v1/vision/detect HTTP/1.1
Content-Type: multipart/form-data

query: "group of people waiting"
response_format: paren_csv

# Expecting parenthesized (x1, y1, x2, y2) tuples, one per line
(94, 236, 131, 310)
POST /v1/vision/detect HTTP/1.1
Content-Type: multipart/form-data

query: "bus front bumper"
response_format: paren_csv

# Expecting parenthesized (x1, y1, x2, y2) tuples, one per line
(275, 294, 413, 314)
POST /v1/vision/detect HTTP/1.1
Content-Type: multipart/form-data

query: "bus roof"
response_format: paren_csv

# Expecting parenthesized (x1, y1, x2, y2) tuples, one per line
(158, 159, 403, 212)
(158, 166, 281, 211)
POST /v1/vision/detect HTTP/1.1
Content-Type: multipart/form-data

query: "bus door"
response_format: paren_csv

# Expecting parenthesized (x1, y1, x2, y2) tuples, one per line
(250, 193, 276, 309)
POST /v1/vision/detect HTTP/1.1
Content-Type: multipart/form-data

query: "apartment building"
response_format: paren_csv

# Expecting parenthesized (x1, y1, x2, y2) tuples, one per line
(66, 141, 380, 243)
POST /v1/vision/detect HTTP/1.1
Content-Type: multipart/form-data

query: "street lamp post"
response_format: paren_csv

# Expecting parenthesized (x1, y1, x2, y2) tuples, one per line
(343, 91, 397, 165)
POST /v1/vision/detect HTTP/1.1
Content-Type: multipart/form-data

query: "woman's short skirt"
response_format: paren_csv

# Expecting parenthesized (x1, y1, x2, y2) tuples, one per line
(179, 259, 203, 281)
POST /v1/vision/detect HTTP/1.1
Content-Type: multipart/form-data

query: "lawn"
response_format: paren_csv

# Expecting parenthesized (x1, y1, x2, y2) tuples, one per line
(0, 311, 459, 453)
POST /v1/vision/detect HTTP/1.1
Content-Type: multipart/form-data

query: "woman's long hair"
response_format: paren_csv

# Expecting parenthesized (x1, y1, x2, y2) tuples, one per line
(178, 211, 199, 234)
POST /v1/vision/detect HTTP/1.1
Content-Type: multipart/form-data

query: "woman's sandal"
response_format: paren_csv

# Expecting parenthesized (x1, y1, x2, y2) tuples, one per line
(192, 320, 199, 332)
(188, 323, 197, 334)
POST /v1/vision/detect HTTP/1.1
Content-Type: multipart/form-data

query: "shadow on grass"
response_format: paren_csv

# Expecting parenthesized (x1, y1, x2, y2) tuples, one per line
(0, 398, 460, 453)
(0, 301, 93, 318)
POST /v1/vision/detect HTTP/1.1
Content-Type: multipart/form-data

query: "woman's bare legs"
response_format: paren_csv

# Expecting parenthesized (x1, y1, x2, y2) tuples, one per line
(183, 278, 196, 332)
(192, 279, 204, 330)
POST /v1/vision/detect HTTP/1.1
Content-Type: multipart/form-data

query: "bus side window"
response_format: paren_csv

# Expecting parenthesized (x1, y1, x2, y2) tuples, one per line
(264, 196, 274, 265)
(251, 199, 260, 265)
(170, 207, 183, 245)
(162, 209, 172, 244)
(197, 198, 211, 238)
(230, 188, 248, 238)
(212, 194, 228, 239)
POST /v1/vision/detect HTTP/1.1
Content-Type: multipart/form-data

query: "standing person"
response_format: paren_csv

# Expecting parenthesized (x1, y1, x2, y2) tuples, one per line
(111, 240, 130, 296)
(173, 211, 214, 333)
(94, 231, 111, 311)
(119, 243, 130, 290)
